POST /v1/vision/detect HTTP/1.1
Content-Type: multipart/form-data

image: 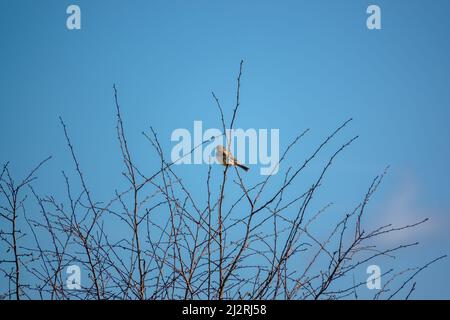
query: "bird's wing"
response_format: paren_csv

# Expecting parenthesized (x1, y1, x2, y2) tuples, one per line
(223, 149, 237, 165)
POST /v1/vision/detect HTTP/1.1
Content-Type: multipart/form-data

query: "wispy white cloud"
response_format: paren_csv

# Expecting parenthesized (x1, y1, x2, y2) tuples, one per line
(373, 172, 449, 244)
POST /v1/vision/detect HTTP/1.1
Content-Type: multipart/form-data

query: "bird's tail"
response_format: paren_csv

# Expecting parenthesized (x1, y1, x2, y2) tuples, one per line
(236, 163, 249, 172)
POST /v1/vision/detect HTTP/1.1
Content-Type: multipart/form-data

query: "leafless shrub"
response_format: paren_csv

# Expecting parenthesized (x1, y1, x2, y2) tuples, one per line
(0, 62, 445, 300)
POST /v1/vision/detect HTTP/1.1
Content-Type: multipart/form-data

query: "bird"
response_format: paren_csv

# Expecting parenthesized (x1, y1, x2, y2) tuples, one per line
(216, 145, 249, 172)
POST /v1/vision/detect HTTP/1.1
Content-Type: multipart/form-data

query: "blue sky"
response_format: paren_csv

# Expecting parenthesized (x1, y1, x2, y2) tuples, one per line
(0, 0, 449, 299)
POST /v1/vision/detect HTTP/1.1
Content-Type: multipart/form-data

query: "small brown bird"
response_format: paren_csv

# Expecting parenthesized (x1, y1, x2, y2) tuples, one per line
(216, 145, 249, 171)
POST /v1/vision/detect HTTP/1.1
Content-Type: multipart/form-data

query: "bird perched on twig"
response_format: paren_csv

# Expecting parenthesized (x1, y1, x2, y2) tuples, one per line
(216, 145, 249, 172)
